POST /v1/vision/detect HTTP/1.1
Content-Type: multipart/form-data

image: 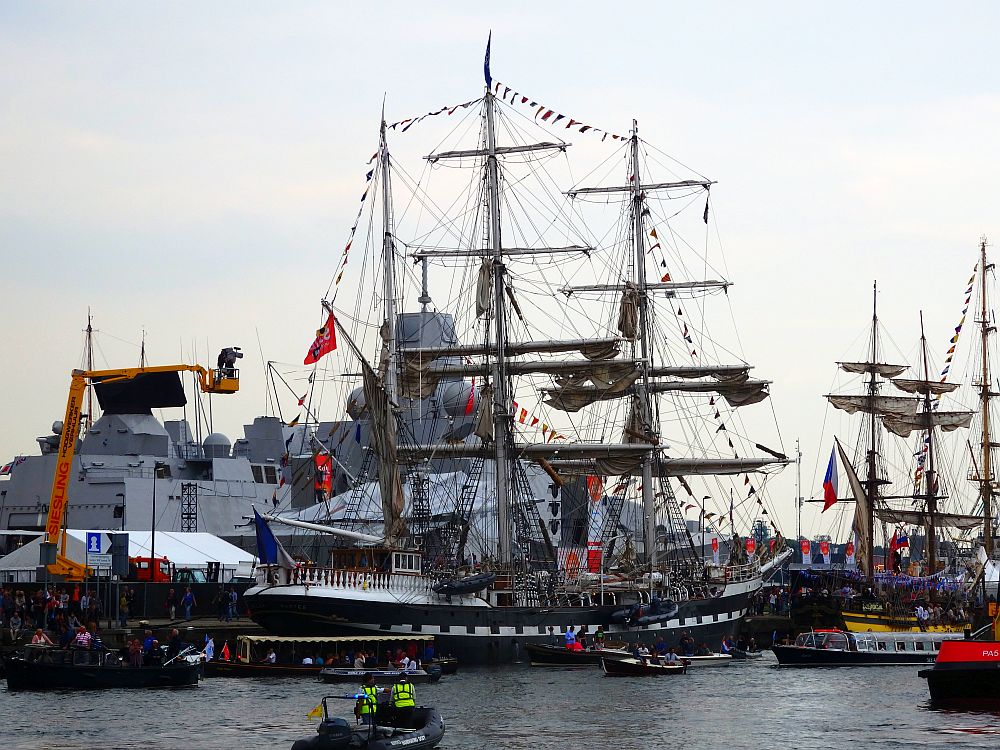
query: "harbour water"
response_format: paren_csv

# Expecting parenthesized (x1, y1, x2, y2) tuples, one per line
(4, 654, 1000, 749)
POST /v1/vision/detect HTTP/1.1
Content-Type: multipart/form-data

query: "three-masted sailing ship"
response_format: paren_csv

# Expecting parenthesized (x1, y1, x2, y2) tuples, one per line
(243, 47, 789, 663)
(802, 239, 999, 633)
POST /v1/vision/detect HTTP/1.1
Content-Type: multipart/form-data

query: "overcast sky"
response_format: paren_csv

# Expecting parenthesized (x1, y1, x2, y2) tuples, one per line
(2, 2, 999, 538)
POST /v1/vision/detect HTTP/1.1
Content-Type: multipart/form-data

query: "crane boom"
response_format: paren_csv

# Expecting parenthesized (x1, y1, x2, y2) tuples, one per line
(44, 356, 240, 580)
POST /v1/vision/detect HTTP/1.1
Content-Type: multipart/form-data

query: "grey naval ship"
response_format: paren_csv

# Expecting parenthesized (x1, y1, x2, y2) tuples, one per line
(242, 49, 792, 664)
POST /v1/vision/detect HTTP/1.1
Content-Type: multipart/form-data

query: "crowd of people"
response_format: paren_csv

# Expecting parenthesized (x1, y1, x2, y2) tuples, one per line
(1, 584, 117, 644)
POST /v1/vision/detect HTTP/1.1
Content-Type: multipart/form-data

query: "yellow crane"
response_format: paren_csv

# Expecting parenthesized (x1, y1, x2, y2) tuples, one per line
(45, 357, 240, 579)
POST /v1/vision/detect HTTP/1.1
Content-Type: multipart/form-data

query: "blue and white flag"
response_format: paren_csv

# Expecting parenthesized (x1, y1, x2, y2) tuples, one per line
(253, 508, 296, 568)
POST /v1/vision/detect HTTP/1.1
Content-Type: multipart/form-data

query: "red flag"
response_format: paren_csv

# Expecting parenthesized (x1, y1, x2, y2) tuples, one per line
(314, 454, 333, 494)
(297, 393, 306, 406)
(221, 641, 231, 661)
(304, 313, 337, 365)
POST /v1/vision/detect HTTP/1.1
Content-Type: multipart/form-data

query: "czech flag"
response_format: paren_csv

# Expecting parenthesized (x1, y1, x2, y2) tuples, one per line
(822, 446, 838, 512)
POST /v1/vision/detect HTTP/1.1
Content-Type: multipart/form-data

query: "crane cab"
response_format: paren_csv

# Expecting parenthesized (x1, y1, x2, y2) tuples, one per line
(205, 368, 240, 394)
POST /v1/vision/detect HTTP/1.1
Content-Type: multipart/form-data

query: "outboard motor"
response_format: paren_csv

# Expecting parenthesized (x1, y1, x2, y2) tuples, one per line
(290, 717, 352, 750)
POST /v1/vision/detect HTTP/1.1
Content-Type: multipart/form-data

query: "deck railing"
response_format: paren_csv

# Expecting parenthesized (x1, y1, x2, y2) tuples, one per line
(257, 565, 435, 595)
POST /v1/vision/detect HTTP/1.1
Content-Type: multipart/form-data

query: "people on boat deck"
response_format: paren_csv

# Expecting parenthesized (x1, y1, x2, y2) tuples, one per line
(567, 640, 585, 652)
(302, 655, 314, 665)
(391, 675, 416, 724)
(634, 644, 651, 664)
(564, 628, 576, 647)
(355, 674, 388, 725)
(653, 636, 667, 655)
(73, 626, 93, 648)
(664, 648, 679, 664)
(594, 627, 605, 647)
(695, 643, 712, 656)
(721, 636, 735, 654)
(678, 633, 695, 656)
(354, 650, 367, 669)
(128, 638, 143, 667)
(263, 648, 277, 664)
(166, 629, 185, 660)
(31, 628, 53, 645)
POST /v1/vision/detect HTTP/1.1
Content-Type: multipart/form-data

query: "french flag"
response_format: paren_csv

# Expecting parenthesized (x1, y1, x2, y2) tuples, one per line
(822, 446, 838, 512)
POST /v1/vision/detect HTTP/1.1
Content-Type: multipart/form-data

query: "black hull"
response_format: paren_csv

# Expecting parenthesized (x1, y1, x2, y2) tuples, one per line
(292, 707, 445, 750)
(4, 660, 200, 690)
(773, 645, 938, 667)
(524, 643, 629, 666)
(921, 666, 1000, 707)
(244, 584, 754, 665)
(601, 657, 687, 676)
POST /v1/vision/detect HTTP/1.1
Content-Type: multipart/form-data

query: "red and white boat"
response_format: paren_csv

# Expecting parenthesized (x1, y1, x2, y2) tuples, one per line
(919, 639, 1000, 707)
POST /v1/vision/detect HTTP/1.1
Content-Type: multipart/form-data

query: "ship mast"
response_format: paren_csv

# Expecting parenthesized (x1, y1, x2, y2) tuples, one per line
(919, 311, 939, 575)
(978, 237, 995, 554)
(379, 114, 399, 402)
(627, 122, 657, 568)
(84, 309, 94, 431)
(484, 86, 513, 566)
(864, 283, 879, 579)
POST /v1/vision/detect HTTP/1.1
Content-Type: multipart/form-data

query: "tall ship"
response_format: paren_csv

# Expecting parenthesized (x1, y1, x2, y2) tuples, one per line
(794, 239, 1000, 633)
(244, 44, 791, 663)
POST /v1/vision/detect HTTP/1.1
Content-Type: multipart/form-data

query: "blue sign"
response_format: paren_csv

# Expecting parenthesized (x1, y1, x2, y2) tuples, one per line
(86, 532, 102, 554)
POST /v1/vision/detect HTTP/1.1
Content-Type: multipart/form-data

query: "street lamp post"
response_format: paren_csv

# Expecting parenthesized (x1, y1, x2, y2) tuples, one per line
(151, 461, 167, 580)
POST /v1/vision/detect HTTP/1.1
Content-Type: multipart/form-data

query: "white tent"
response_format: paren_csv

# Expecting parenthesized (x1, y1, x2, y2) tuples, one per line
(0, 530, 254, 583)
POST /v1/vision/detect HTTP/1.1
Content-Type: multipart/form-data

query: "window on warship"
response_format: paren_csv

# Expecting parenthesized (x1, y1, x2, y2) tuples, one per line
(264, 466, 278, 484)
(251, 466, 264, 483)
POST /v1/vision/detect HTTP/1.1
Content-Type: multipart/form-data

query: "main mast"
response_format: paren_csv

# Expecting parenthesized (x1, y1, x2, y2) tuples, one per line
(978, 237, 995, 554)
(628, 121, 657, 568)
(919, 312, 938, 575)
(484, 87, 513, 566)
(864, 283, 879, 579)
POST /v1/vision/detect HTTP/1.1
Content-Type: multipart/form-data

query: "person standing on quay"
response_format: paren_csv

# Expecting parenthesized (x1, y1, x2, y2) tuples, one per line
(181, 587, 196, 620)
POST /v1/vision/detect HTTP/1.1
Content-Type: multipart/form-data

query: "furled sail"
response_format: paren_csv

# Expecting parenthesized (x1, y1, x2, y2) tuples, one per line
(546, 456, 783, 476)
(360, 348, 407, 544)
(648, 365, 751, 381)
(617, 283, 639, 340)
(838, 361, 908, 378)
(880, 410, 975, 438)
(476, 259, 491, 318)
(890, 378, 962, 396)
(876, 508, 984, 531)
(543, 367, 642, 412)
(403, 337, 621, 362)
(826, 394, 919, 417)
(399, 354, 630, 399)
(473, 384, 494, 442)
(836, 438, 871, 573)
(649, 378, 770, 407)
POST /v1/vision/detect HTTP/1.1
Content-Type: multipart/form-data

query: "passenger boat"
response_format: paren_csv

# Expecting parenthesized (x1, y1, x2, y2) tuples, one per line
(205, 634, 439, 678)
(601, 657, 687, 677)
(291, 696, 445, 750)
(319, 667, 442, 685)
(427, 656, 458, 675)
(773, 628, 963, 666)
(3, 644, 200, 691)
(524, 642, 631, 666)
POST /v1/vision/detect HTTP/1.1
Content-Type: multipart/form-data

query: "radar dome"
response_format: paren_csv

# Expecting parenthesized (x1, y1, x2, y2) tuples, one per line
(203, 432, 231, 458)
(439, 380, 477, 417)
(345, 387, 367, 421)
(52, 421, 64, 435)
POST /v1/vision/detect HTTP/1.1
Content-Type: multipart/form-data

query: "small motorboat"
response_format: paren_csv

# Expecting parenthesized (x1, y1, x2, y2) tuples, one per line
(919, 638, 1000, 707)
(609, 596, 679, 625)
(774, 629, 961, 667)
(601, 657, 687, 677)
(731, 649, 763, 660)
(291, 696, 445, 750)
(3, 644, 200, 691)
(431, 572, 495, 596)
(524, 642, 632, 667)
(319, 666, 442, 685)
(427, 656, 458, 675)
(674, 653, 732, 667)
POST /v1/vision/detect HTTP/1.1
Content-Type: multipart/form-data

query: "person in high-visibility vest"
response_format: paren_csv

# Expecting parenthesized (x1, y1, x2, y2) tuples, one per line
(390, 675, 415, 724)
(355, 674, 385, 725)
